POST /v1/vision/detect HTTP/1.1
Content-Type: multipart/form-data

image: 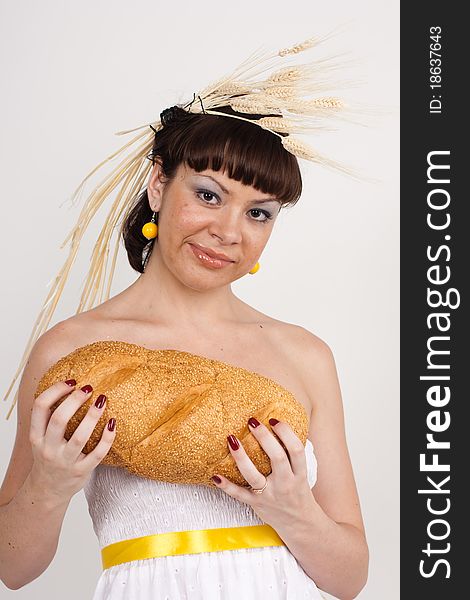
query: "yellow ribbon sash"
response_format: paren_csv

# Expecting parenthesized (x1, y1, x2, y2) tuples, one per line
(101, 524, 285, 570)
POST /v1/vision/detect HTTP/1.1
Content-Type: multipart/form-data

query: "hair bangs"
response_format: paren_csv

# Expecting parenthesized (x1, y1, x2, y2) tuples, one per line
(162, 112, 302, 208)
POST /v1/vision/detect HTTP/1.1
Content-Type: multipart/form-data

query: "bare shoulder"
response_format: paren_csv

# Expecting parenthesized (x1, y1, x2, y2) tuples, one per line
(288, 325, 337, 386)
(280, 322, 333, 358)
(27, 312, 95, 372)
(289, 326, 342, 424)
(12, 314, 87, 410)
(279, 324, 367, 535)
(33, 316, 82, 358)
(268, 321, 336, 386)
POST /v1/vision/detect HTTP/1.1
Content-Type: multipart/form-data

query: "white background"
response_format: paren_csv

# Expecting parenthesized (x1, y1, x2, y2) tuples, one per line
(0, 1, 399, 598)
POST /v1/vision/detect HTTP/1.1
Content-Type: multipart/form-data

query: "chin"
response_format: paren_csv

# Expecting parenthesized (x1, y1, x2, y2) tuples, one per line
(174, 270, 233, 291)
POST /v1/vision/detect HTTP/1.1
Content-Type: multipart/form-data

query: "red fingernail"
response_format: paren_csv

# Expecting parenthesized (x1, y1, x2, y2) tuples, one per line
(248, 416, 260, 428)
(212, 475, 222, 484)
(269, 418, 279, 426)
(95, 394, 106, 409)
(65, 379, 76, 386)
(81, 384, 93, 394)
(227, 434, 240, 451)
(107, 418, 116, 432)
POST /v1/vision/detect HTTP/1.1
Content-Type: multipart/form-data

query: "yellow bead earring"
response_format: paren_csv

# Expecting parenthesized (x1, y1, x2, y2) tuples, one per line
(249, 262, 260, 275)
(142, 211, 158, 240)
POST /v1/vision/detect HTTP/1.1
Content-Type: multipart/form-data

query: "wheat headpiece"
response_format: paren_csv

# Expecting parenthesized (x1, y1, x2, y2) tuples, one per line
(3, 29, 371, 419)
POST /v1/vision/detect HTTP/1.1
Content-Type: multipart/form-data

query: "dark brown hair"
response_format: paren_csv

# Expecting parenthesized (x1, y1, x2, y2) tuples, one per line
(121, 105, 302, 272)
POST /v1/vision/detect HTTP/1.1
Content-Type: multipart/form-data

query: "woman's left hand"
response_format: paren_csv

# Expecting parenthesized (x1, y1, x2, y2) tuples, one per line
(211, 417, 315, 529)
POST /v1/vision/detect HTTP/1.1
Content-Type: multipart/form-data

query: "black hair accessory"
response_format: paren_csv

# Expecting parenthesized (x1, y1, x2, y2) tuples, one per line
(182, 93, 206, 114)
(158, 94, 207, 130)
(160, 105, 182, 127)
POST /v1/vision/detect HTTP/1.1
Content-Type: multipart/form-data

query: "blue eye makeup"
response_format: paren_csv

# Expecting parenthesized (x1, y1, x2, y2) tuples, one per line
(195, 189, 274, 223)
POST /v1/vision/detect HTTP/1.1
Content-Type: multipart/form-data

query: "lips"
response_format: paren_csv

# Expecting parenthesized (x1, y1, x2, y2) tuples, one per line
(189, 243, 234, 262)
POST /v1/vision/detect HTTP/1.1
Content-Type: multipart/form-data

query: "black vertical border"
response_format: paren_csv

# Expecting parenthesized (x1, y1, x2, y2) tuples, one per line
(401, 5, 465, 598)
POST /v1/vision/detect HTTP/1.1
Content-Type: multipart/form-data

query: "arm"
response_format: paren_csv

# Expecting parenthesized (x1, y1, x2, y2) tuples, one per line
(0, 324, 72, 589)
(0, 320, 111, 590)
(273, 480, 368, 600)
(278, 328, 369, 599)
(211, 327, 369, 600)
(0, 474, 71, 590)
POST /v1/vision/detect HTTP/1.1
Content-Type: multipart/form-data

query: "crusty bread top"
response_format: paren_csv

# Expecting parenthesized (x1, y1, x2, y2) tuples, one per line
(34, 340, 309, 488)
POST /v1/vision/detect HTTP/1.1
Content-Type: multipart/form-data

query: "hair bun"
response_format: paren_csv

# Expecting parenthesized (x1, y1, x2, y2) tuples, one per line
(160, 105, 185, 127)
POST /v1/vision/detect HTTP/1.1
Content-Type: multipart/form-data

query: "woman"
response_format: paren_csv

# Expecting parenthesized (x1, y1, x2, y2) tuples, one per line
(1, 37, 369, 599)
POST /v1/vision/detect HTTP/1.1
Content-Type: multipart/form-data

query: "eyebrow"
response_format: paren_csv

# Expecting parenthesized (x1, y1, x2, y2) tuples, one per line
(193, 174, 281, 204)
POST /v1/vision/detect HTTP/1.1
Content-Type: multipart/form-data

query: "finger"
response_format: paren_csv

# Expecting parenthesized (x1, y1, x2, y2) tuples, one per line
(63, 394, 108, 461)
(30, 380, 80, 442)
(246, 417, 293, 479)
(211, 474, 256, 505)
(226, 434, 267, 489)
(45, 384, 95, 446)
(78, 418, 117, 471)
(267, 418, 308, 479)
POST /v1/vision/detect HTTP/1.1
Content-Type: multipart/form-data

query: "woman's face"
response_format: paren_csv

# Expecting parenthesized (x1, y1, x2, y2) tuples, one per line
(147, 161, 282, 290)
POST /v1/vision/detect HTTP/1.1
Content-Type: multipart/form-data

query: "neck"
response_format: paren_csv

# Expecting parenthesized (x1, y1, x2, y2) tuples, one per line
(124, 243, 242, 330)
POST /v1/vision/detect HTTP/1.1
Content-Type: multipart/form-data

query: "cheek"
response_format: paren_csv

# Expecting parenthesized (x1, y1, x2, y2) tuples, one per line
(246, 224, 273, 247)
(165, 200, 206, 234)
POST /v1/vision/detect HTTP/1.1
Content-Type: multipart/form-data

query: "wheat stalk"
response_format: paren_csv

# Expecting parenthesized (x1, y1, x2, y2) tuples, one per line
(265, 86, 297, 99)
(268, 67, 303, 83)
(279, 36, 319, 56)
(257, 117, 295, 132)
(281, 136, 360, 179)
(286, 98, 345, 114)
(229, 96, 283, 114)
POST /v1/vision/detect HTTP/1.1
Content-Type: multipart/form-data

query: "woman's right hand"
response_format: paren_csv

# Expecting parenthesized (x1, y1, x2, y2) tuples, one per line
(28, 380, 116, 503)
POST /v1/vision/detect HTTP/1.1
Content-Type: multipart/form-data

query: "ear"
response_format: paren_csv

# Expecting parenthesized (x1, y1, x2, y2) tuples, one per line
(147, 158, 167, 212)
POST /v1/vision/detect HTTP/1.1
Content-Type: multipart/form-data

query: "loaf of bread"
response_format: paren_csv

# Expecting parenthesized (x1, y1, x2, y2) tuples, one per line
(33, 340, 309, 488)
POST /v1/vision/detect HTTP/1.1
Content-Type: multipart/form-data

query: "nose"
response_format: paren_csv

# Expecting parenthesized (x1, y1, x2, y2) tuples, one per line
(208, 208, 243, 244)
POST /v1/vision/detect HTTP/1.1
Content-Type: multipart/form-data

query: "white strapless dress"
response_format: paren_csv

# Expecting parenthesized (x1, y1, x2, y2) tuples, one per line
(84, 439, 324, 599)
